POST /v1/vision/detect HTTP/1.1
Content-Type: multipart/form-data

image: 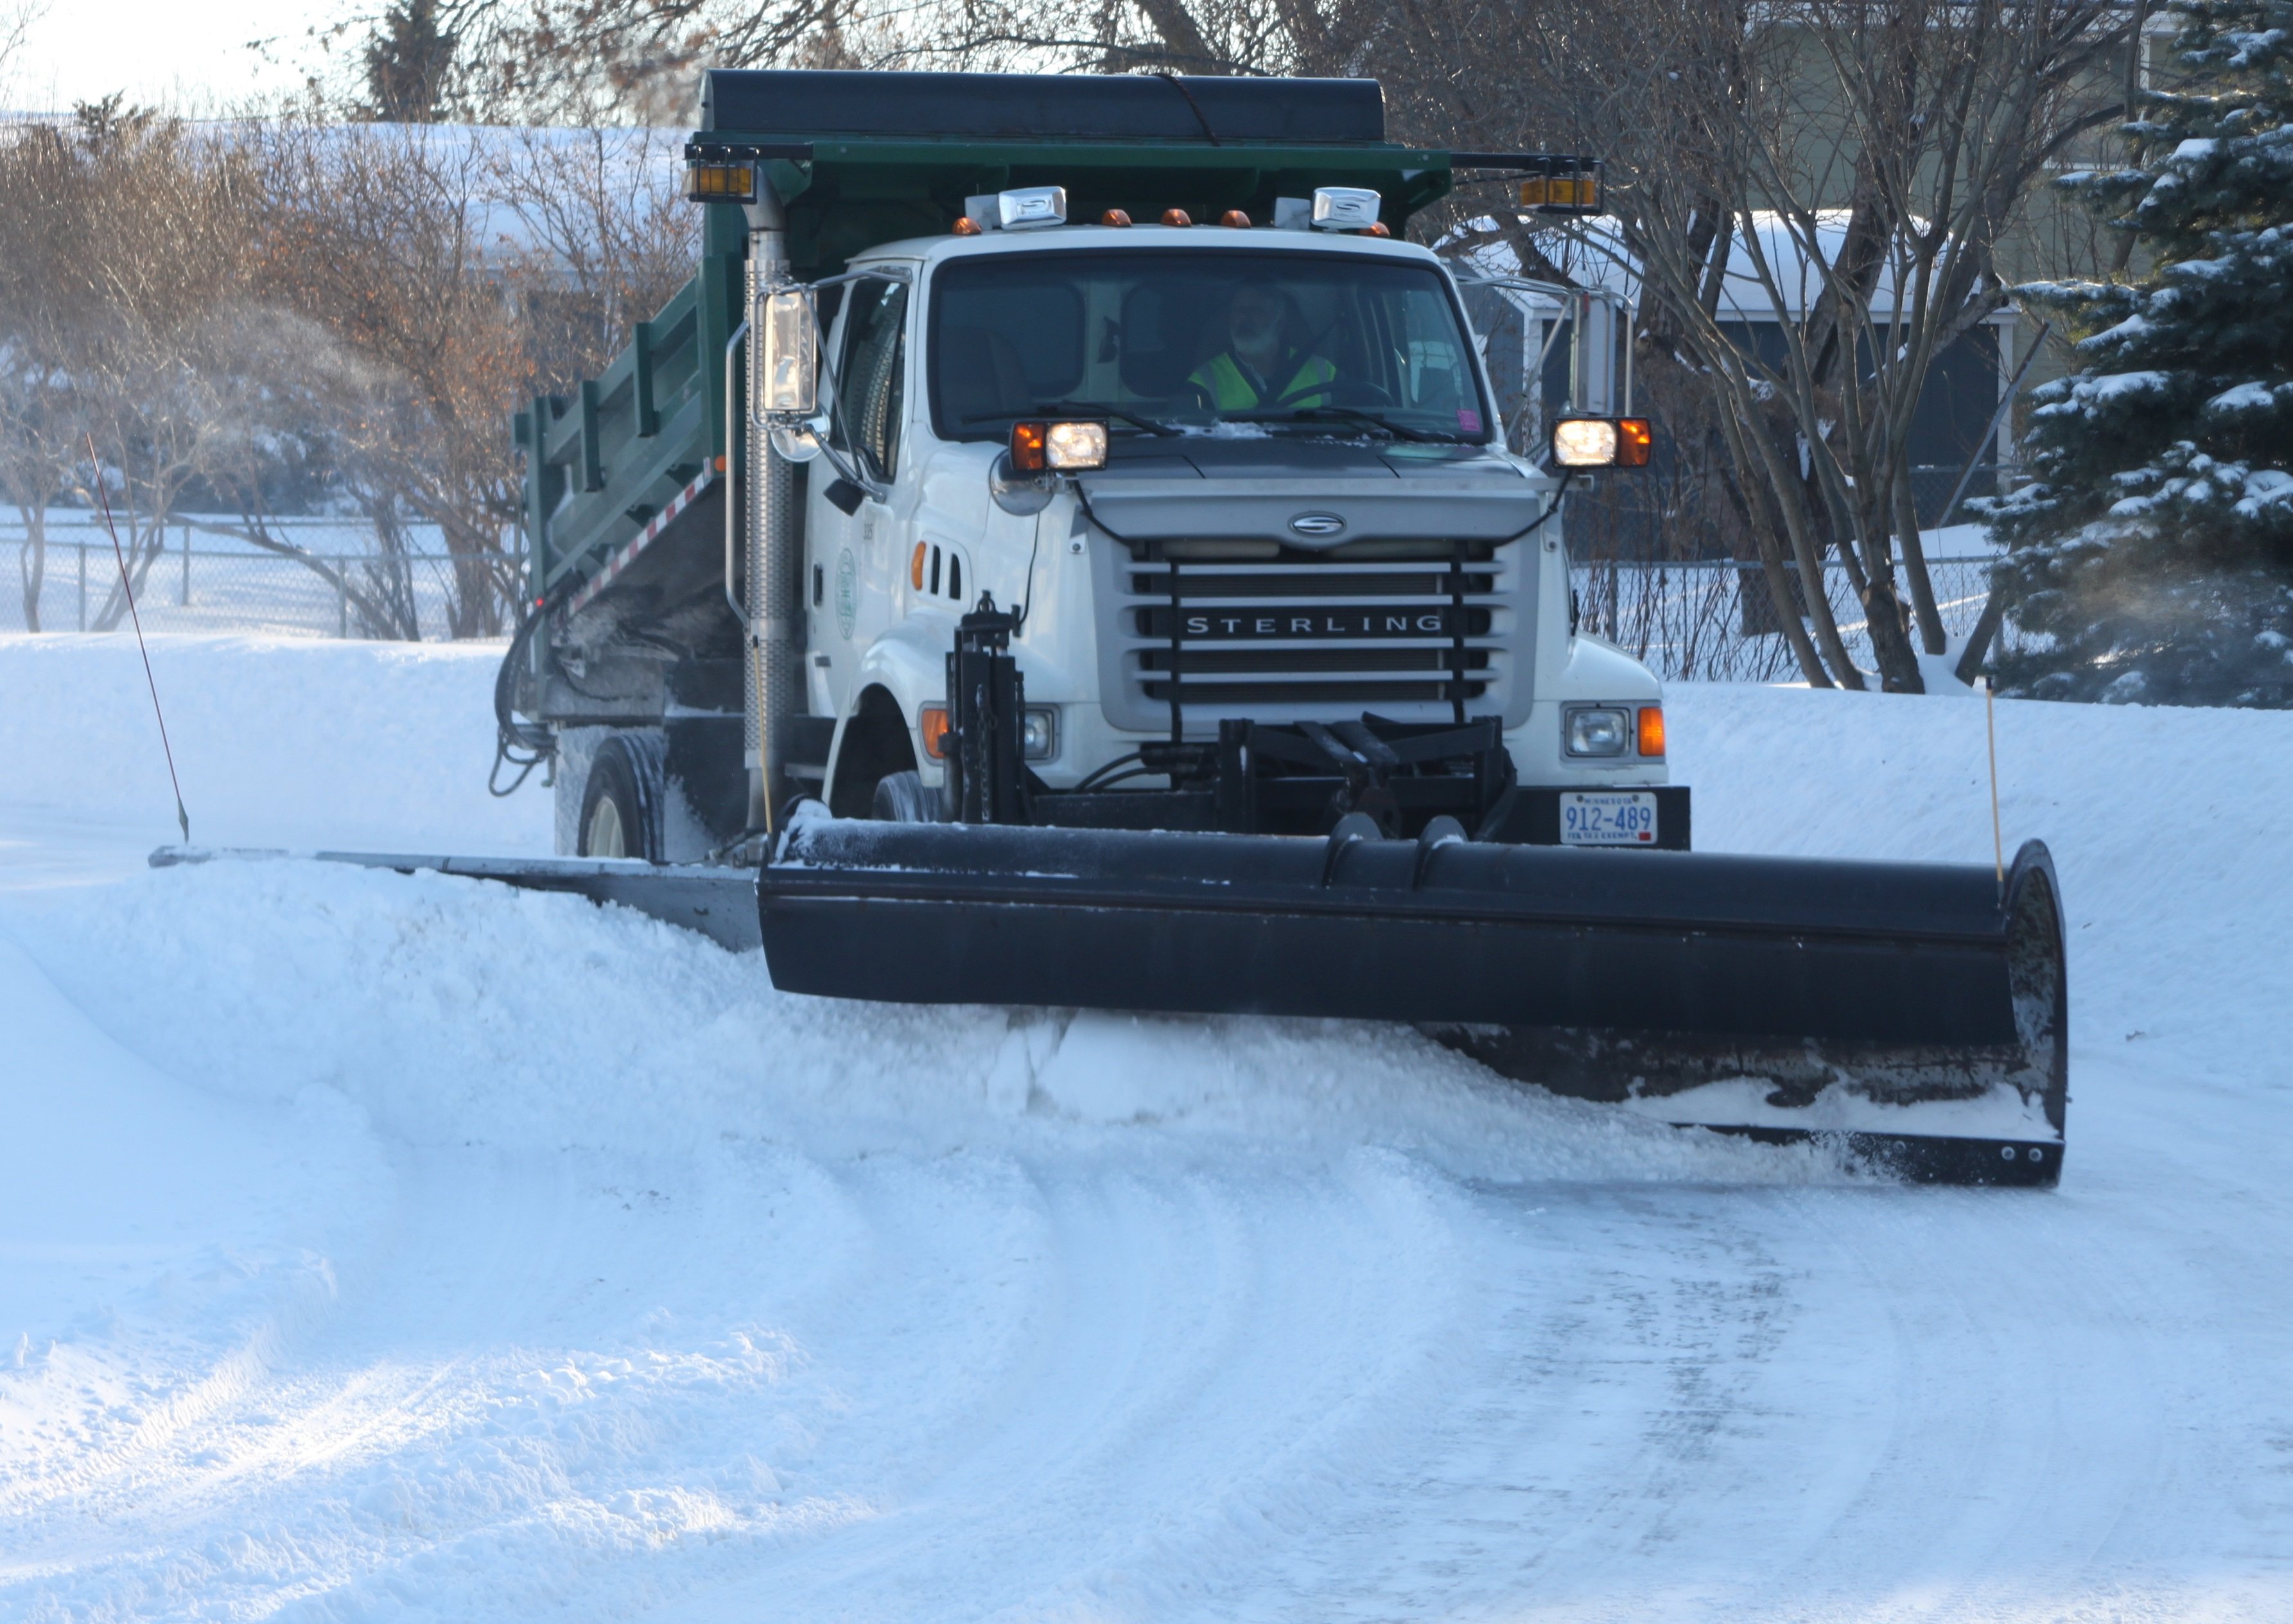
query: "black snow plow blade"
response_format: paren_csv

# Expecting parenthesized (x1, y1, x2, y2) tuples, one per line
(762, 816, 2069, 1186)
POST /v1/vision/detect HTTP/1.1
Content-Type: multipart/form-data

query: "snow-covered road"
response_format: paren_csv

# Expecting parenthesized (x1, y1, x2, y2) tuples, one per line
(3, 634, 2290, 1621)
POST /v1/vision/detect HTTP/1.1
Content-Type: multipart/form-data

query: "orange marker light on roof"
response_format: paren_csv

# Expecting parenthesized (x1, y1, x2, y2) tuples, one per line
(1364, 220, 1391, 238)
(952, 215, 982, 236)
(1220, 209, 1251, 228)
(1101, 208, 1132, 227)
(1161, 207, 1192, 227)
(1637, 705, 1666, 757)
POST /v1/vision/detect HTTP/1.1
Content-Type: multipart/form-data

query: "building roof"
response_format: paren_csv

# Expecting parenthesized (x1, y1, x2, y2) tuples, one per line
(1456, 211, 2014, 324)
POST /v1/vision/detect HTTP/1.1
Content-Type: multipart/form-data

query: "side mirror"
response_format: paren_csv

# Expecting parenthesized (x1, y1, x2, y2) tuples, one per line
(770, 419, 826, 464)
(758, 286, 818, 417)
(990, 450, 1054, 516)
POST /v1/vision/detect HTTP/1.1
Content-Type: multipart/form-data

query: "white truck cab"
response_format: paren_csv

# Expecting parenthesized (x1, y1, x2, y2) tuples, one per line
(794, 219, 1674, 841)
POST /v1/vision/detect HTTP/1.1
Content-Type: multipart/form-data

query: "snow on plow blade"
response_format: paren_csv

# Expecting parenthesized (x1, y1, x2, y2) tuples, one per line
(762, 818, 2069, 1186)
(149, 848, 765, 953)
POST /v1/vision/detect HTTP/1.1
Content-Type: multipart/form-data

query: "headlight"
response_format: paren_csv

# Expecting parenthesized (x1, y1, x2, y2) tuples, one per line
(1565, 706, 1630, 757)
(1009, 419, 1108, 473)
(1551, 417, 1619, 467)
(1551, 416, 1655, 469)
(1045, 421, 1108, 471)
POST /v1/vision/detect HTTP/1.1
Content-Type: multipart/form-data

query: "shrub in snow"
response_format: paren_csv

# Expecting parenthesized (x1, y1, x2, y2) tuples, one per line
(1986, 0, 2293, 706)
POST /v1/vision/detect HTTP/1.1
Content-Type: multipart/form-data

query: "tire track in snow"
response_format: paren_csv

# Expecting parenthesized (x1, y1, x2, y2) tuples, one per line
(719, 1148, 1482, 1620)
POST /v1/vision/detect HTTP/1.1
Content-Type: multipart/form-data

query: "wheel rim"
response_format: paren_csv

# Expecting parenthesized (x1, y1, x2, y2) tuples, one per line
(585, 796, 626, 858)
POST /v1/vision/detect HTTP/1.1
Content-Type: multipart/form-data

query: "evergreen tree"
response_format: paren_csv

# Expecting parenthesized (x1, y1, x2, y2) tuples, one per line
(364, 0, 458, 123)
(1987, 0, 2293, 706)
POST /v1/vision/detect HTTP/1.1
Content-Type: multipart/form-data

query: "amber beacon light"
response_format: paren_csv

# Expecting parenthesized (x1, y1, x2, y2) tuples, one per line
(684, 161, 755, 202)
(1518, 168, 1601, 213)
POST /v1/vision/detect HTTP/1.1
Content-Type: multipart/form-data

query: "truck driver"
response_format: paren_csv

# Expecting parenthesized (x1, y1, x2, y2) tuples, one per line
(1187, 275, 1336, 412)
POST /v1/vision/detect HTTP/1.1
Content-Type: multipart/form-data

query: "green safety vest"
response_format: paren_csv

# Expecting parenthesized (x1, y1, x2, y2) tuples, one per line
(1189, 349, 1337, 411)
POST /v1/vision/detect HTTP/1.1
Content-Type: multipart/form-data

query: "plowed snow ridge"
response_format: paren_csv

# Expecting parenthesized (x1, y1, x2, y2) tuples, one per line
(2, 633, 2290, 1621)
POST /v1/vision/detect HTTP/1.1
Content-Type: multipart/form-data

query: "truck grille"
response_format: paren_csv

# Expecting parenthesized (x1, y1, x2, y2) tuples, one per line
(1094, 552, 1532, 731)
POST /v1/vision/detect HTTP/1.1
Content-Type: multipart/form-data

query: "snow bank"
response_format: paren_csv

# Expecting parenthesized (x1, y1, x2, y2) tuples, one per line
(0, 632, 550, 862)
(4, 636, 2293, 1620)
(1676, 681, 2293, 1082)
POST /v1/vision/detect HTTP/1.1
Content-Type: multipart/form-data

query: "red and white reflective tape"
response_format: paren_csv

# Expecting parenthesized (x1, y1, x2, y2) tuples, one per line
(562, 464, 719, 621)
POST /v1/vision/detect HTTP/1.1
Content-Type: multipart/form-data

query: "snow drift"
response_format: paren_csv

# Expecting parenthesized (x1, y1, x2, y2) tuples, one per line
(3, 631, 2292, 1620)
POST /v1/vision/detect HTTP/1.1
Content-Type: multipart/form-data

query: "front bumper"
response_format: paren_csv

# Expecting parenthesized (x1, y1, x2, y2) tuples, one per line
(1024, 713, 1691, 847)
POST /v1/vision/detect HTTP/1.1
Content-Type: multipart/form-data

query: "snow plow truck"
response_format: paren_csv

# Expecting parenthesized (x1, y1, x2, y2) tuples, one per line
(422, 69, 2069, 1183)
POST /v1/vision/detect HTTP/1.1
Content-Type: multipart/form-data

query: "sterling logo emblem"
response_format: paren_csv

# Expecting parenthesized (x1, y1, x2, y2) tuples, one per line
(1289, 512, 1346, 537)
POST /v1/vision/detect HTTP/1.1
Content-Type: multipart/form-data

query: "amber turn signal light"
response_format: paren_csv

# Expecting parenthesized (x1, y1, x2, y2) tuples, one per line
(1010, 421, 1048, 473)
(1637, 705, 1666, 757)
(920, 704, 950, 759)
(1617, 417, 1653, 468)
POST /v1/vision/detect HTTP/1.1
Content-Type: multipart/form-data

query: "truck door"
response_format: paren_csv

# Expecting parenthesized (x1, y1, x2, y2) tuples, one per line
(806, 273, 911, 722)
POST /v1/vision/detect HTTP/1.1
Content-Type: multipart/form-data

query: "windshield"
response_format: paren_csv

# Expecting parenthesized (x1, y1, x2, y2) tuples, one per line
(927, 249, 1492, 444)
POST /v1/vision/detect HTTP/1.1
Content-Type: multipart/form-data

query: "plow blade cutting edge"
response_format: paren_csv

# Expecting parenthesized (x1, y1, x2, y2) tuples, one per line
(761, 816, 2068, 1186)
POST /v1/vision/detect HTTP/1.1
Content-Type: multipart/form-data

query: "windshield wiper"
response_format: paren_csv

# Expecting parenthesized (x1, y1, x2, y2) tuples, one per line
(1251, 405, 1458, 444)
(1032, 401, 1185, 437)
(962, 403, 1183, 437)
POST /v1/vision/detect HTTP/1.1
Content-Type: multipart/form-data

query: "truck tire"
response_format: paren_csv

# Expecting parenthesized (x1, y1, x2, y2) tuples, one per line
(871, 769, 938, 823)
(830, 686, 920, 818)
(579, 733, 667, 860)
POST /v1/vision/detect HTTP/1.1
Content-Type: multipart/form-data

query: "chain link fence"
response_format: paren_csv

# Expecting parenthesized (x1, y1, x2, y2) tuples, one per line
(1565, 466, 2008, 560)
(1910, 465, 2008, 529)
(1, 519, 521, 640)
(1552, 461, 2016, 681)
(1571, 555, 2010, 683)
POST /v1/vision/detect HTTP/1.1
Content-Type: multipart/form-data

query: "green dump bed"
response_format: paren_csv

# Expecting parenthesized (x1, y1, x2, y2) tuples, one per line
(513, 69, 1604, 625)
(513, 251, 744, 620)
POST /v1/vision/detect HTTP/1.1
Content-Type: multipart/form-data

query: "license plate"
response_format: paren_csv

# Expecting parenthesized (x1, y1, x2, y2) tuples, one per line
(1560, 791, 1659, 846)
